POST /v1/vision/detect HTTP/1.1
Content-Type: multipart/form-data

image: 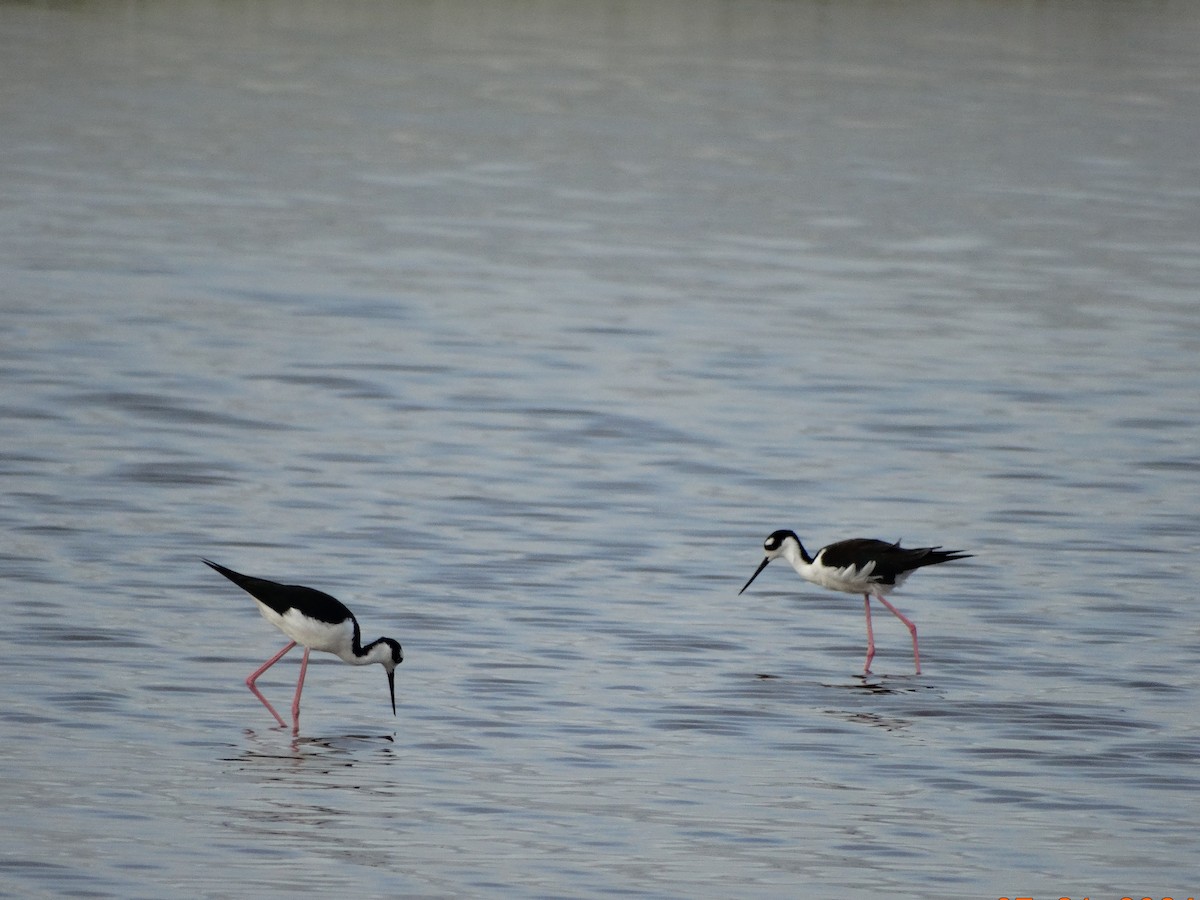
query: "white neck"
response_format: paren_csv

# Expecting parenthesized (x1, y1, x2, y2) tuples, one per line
(779, 537, 810, 574)
(341, 639, 393, 667)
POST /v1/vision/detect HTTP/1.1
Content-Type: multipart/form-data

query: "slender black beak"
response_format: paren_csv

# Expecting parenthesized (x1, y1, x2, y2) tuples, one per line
(739, 556, 771, 595)
(387, 669, 397, 716)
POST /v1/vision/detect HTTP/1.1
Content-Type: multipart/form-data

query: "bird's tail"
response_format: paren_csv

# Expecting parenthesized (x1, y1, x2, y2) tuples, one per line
(202, 557, 242, 582)
(202, 558, 265, 595)
(916, 547, 972, 567)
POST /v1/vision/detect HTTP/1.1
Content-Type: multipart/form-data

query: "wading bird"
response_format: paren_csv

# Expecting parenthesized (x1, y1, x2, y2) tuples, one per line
(203, 559, 402, 730)
(739, 530, 970, 674)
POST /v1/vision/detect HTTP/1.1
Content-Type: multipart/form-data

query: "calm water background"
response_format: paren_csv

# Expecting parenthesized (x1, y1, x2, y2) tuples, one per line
(2, 1, 1199, 897)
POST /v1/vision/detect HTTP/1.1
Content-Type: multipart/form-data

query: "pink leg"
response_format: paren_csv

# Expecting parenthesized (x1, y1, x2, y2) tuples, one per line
(245, 641, 296, 727)
(862, 594, 875, 673)
(290, 647, 310, 732)
(875, 594, 921, 674)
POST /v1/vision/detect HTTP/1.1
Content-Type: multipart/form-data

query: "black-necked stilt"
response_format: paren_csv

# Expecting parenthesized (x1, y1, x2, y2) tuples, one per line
(738, 530, 970, 674)
(202, 559, 403, 730)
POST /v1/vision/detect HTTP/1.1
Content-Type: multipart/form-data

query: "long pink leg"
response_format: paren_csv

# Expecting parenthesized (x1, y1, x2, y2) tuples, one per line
(290, 647, 310, 732)
(862, 594, 875, 673)
(875, 594, 921, 674)
(245, 641, 296, 727)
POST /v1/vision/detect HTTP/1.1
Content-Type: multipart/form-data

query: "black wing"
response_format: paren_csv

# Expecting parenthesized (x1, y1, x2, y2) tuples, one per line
(818, 539, 971, 586)
(202, 559, 354, 624)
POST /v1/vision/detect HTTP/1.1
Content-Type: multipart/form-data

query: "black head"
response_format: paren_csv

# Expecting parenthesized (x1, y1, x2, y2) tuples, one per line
(381, 637, 404, 669)
(739, 529, 802, 595)
(763, 529, 799, 555)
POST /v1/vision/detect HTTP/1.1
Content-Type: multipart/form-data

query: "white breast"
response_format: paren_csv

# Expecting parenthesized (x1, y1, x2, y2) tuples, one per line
(256, 602, 356, 656)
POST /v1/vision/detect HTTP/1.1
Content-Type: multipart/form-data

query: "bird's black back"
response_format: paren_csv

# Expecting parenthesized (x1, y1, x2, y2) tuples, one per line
(818, 539, 971, 586)
(202, 559, 355, 625)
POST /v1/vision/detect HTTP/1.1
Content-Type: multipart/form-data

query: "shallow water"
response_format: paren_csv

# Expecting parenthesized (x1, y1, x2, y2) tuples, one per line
(2, 1, 1199, 897)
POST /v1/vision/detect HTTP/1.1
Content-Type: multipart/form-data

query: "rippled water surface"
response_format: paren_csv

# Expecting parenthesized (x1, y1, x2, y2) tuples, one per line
(3, 2, 1199, 897)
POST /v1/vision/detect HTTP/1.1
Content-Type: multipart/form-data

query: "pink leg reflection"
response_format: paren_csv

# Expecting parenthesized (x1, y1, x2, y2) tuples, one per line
(244, 640, 296, 728)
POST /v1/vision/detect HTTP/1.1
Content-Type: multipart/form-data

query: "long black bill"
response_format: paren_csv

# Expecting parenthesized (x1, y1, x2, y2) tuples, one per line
(739, 557, 771, 595)
(387, 669, 397, 716)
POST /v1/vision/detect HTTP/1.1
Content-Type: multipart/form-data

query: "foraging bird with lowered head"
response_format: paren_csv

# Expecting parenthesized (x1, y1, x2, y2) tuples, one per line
(203, 559, 402, 730)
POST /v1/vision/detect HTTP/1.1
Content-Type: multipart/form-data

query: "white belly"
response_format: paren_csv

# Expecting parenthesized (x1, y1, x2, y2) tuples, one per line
(802, 561, 912, 595)
(256, 602, 355, 656)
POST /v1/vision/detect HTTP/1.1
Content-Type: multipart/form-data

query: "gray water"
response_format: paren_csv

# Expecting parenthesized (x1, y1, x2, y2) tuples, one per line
(2, 1, 1199, 897)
